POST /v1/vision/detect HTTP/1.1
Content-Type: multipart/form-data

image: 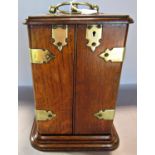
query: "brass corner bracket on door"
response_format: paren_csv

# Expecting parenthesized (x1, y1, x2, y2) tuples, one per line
(30, 49, 55, 64)
(35, 110, 56, 121)
(94, 109, 115, 120)
(99, 47, 125, 62)
(52, 25, 68, 51)
(86, 24, 102, 52)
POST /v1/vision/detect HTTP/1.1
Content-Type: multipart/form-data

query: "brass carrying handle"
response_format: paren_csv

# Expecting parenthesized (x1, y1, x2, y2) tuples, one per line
(49, 2, 99, 14)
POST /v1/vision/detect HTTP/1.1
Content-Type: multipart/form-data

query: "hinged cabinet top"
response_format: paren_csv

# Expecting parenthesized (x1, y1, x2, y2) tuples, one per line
(25, 14, 133, 25)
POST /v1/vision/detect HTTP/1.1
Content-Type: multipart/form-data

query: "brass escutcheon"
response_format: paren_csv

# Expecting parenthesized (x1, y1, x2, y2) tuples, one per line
(52, 25, 68, 51)
(86, 24, 102, 52)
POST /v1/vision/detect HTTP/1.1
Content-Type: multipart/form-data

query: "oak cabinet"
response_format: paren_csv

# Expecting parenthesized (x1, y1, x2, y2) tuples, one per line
(26, 9, 133, 151)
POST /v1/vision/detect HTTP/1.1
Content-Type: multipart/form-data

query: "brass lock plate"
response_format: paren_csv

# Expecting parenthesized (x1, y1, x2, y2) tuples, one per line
(35, 110, 56, 121)
(94, 109, 115, 120)
(52, 25, 68, 51)
(86, 24, 102, 52)
(99, 47, 125, 62)
(30, 49, 55, 64)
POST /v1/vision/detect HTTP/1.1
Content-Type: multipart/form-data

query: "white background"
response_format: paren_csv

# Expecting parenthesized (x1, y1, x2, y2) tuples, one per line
(18, 0, 137, 86)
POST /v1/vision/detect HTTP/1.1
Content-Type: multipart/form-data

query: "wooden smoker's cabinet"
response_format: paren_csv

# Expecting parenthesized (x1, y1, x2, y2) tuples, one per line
(26, 14, 133, 151)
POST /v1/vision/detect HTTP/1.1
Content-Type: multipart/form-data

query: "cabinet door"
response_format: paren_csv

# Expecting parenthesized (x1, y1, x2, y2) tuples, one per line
(75, 24, 128, 134)
(28, 25, 75, 134)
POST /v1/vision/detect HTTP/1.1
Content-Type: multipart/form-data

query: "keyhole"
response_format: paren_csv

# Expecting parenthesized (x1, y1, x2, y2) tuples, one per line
(93, 31, 96, 37)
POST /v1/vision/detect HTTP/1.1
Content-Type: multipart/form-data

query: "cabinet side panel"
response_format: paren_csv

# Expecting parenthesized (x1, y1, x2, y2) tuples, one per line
(75, 24, 128, 134)
(28, 25, 75, 134)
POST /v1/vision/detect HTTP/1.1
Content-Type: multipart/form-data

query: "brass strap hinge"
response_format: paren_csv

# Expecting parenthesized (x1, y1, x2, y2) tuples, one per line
(35, 110, 56, 121)
(99, 47, 125, 62)
(30, 49, 55, 64)
(94, 109, 115, 120)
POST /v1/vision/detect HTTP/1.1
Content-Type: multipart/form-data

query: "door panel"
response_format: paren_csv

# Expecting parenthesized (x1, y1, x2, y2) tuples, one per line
(29, 25, 75, 134)
(75, 24, 128, 134)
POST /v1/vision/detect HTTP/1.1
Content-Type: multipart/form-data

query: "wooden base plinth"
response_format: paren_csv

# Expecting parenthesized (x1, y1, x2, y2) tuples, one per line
(30, 121, 119, 151)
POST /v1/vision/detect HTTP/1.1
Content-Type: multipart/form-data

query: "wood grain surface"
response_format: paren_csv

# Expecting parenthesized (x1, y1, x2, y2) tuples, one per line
(28, 25, 75, 134)
(74, 24, 128, 134)
(30, 121, 119, 151)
